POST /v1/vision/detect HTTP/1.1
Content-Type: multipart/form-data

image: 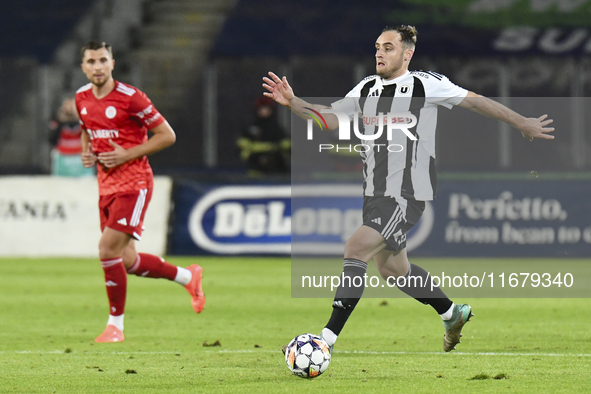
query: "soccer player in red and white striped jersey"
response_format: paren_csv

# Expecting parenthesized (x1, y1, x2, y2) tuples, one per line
(76, 41, 205, 343)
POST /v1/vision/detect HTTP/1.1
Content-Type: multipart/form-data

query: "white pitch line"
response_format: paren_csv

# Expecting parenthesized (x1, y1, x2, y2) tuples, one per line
(2, 349, 591, 357)
(335, 350, 591, 357)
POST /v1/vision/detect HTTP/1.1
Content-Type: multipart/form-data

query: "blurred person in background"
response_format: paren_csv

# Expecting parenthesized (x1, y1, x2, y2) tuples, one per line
(48, 97, 94, 176)
(237, 96, 290, 174)
(264, 25, 554, 356)
(77, 41, 205, 343)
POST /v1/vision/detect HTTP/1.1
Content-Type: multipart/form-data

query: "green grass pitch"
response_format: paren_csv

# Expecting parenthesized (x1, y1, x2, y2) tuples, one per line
(1, 257, 590, 393)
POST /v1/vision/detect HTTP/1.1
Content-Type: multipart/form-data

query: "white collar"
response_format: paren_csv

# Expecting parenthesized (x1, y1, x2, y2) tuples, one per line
(381, 70, 410, 85)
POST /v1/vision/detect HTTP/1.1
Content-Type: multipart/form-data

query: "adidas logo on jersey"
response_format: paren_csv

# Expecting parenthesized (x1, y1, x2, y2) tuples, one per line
(80, 107, 87, 115)
(117, 218, 127, 226)
(371, 217, 382, 225)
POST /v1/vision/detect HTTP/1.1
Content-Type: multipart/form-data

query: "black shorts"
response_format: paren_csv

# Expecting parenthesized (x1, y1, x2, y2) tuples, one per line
(362, 196, 425, 251)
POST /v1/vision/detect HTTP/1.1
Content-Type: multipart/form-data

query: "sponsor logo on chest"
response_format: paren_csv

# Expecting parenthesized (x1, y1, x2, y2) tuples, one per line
(363, 115, 414, 127)
(87, 129, 119, 139)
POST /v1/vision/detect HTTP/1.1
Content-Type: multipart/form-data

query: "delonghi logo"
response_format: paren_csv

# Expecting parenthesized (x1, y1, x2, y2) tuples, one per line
(306, 109, 417, 153)
(189, 186, 291, 254)
(188, 185, 434, 255)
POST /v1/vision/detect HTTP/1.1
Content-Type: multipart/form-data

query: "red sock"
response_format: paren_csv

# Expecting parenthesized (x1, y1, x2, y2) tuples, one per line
(100, 258, 127, 316)
(127, 253, 177, 281)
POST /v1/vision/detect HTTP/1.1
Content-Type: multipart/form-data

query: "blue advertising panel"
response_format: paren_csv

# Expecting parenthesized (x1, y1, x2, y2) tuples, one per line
(171, 180, 591, 257)
(171, 182, 429, 255)
(415, 180, 591, 257)
(290, 184, 433, 255)
(170, 182, 291, 255)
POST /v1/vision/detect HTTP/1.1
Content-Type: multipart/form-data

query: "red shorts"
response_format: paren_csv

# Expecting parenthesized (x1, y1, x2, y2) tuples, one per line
(99, 188, 153, 241)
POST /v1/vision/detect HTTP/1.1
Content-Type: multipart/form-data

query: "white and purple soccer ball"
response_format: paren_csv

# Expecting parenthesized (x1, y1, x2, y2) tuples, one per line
(285, 333, 331, 378)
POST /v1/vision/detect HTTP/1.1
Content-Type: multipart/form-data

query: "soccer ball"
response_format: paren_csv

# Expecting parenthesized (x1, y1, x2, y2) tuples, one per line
(285, 333, 331, 378)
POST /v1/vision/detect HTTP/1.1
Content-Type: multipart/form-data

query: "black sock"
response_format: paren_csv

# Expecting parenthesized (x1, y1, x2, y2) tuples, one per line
(396, 263, 453, 315)
(325, 258, 367, 336)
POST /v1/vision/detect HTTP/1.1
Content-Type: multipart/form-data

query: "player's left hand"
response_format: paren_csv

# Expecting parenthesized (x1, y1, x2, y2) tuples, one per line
(98, 140, 131, 168)
(520, 114, 555, 141)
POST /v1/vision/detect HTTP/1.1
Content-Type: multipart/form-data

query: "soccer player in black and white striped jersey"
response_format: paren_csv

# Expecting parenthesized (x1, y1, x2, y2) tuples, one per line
(264, 25, 554, 353)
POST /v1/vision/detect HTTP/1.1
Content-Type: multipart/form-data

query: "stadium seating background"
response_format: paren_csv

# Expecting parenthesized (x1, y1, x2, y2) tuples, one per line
(1, 0, 590, 174)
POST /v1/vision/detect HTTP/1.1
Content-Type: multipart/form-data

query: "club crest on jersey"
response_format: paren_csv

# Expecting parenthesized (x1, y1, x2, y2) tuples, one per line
(398, 84, 411, 95)
(105, 106, 117, 119)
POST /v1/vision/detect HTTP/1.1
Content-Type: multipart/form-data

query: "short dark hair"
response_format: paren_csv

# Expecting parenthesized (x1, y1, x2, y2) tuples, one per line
(80, 41, 113, 61)
(382, 25, 418, 49)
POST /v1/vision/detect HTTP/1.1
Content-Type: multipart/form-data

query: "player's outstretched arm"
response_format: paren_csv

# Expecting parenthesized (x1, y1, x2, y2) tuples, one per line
(97, 121, 176, 168)
(262, 71, 339, 130)
(458, 91, 555, 141)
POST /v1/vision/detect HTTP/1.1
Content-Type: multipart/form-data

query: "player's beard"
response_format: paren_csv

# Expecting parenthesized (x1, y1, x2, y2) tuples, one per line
(376, 53, 405, 80)
(92, 74, 111, 88)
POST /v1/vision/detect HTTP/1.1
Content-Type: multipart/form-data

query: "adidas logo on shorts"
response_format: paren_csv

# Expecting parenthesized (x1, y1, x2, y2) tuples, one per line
(371, 217, 381, 225)
(117, 218, 127, 226)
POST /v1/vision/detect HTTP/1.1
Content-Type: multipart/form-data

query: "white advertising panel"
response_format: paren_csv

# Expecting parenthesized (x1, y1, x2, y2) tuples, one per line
(0, 176, 171, 257)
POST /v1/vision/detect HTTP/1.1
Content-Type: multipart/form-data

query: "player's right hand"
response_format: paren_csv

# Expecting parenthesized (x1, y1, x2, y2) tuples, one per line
(262, 72, 294, 107)
(81, 142, 98, 168)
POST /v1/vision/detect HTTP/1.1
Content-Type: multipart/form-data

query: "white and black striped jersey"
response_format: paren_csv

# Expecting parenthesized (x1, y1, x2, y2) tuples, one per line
(331, 70, 468, 201)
